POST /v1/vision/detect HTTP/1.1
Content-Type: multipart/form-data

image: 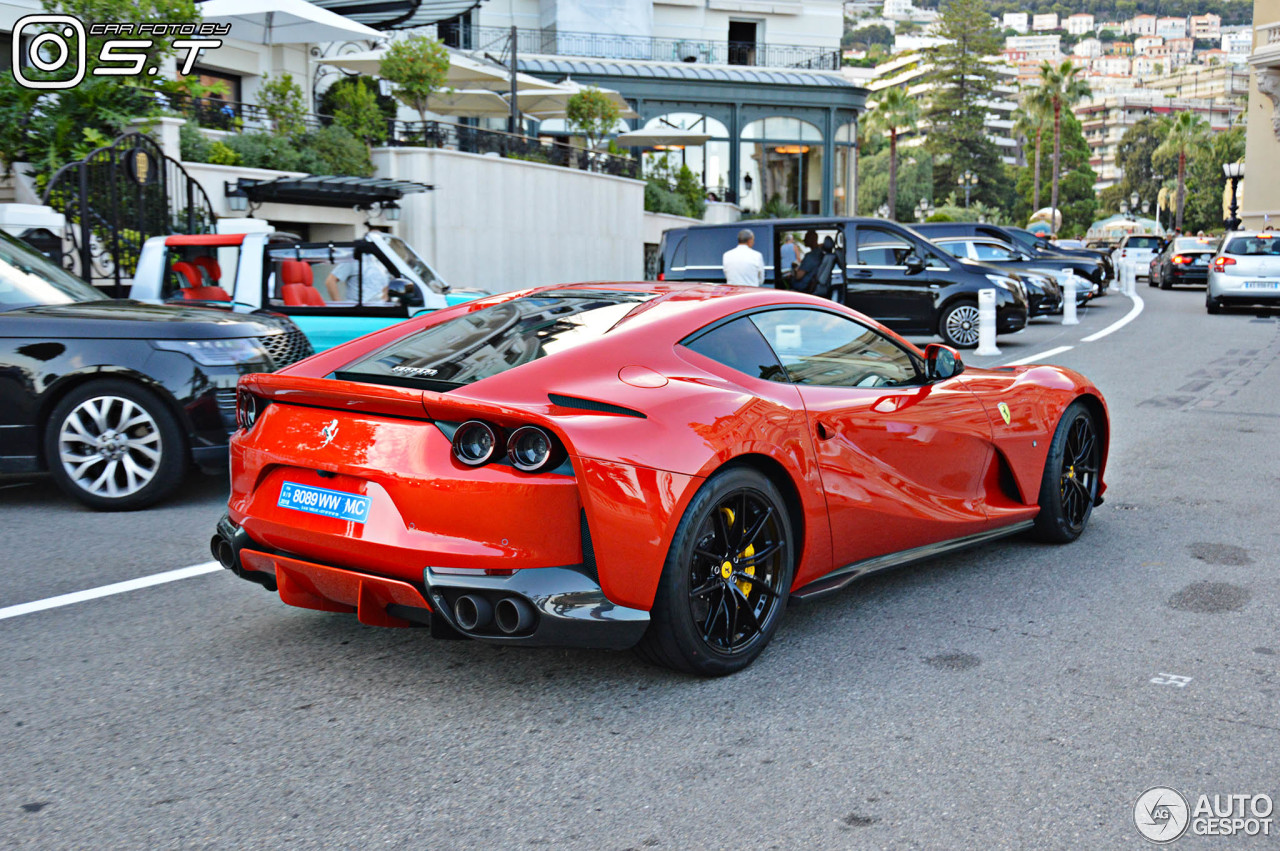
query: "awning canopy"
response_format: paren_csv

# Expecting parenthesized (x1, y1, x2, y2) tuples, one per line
(234, 175, 432, 207)
(614, 127, 712, 147)
(319, 48, 561, 94)
(307, 0, 479, 30)
(199, 0, 381, 43)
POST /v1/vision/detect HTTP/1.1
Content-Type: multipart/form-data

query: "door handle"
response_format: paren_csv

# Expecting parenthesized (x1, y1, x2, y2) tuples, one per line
(854, 269, 873, 278)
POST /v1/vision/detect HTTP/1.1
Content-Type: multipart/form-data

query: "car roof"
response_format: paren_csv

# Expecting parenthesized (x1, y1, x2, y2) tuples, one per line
(1222, 231, 1278, 239)
(674, 216, 901, 232)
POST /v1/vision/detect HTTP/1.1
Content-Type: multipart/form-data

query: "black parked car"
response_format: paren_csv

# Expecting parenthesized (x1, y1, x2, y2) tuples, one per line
(1151, 236, 1219, 290)
(912, 222, 1110, 291)
(0, 232, 313, 510)
(926, 235, 1082, 316)
(657, 217, 1028, 348)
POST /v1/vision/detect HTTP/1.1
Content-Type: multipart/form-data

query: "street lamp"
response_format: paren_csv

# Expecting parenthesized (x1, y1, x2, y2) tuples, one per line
(1223, 161, 1244, 231)
(1120, 200, 1130, 219)
(876, 202, 891, 219)
(915, 197, 934, 221)
(1129, 191, 1140, 212)
(957, 170, 978, 208)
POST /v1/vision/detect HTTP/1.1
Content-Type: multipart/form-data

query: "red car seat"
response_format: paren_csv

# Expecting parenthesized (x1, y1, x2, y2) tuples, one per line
(280, 259, 325, 306)
(173, 257, 231, 301)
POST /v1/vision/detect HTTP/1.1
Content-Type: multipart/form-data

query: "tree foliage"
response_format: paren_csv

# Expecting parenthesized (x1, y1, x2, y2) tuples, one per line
(924, 0, 1012, 212)
(327, 79, 388, 145)
(857, 135, 934, 222)
(1014, 111, 1097, 237)
(380, 35, 452, 125)
(565, 88, 622, 152)
(865, 87, 920, 222)
(1036, 60, 1091, 233)
(257, 73, 307, 136)
(1154, 110, 1209, 229)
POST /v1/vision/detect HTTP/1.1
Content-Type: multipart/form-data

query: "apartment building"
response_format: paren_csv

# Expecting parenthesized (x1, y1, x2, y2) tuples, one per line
(1128, 15, 1157, 36)
(1032, 13, 1059, 32)
(1242, 0, 1280, 227)
(1073, 38, 1104, 59)
(1066, 14, 1095, 36)
(1189, 14, 1222, 40)
(1156, 16, 1188, 39)
(1005, 34, 1063, 62)
(1003, 12, 1029, 33)
(1076, 93, 1245, 190)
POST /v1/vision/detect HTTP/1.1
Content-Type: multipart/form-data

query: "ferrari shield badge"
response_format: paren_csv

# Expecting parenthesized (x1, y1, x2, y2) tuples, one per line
(997, 402, 1012, 425)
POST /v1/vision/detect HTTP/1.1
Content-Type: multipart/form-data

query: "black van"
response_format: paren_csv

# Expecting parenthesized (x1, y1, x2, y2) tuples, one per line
(657, 217, 1028, 348)
(912, 222, 1110, 288)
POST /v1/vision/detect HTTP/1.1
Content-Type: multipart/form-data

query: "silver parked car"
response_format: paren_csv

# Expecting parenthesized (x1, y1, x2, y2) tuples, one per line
(1206, 231, 1280, 314)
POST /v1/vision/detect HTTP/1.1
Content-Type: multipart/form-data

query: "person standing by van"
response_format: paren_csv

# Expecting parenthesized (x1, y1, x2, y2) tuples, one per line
(723, 229, 765, 286)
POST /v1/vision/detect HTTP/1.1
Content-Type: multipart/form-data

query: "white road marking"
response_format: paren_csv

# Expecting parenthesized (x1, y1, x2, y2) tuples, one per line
(1000, 345, 1074, 366)
(0, 562, 221, 621)
(1082, 291, 1145, 342)
(1150, 673, 1193, 687)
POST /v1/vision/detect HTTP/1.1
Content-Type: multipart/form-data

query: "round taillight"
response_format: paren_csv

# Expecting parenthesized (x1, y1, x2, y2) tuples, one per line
(507, 425, 561, 473)
(453, 420, 499, 466)
(239, 391, 258, 429)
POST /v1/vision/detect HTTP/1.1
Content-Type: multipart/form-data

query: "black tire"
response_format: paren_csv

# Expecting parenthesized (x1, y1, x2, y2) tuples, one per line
(937, 300, 981, 349)
(44, 379, 187, 511)
(1159, 275, 1172, 290)
(1206, 296, 1221, 315)
(1148, 273, 1158, 288)
(636, 467, 795, 676)
(1032, 400, 1101, 543)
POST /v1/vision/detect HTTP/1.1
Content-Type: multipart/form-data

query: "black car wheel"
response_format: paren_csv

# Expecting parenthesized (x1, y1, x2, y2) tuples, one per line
(1160, 274, 1172, 290)
(637, 467, 794, 676)
(938, 301, 981, 349)
(1032, 401, 1101, 543)
(1206, 295, 1221, 315)
(44, 379, 186, 511)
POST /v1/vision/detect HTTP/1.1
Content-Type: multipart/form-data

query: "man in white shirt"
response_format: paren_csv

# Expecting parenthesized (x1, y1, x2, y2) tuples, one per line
(722, 229, 766, 286)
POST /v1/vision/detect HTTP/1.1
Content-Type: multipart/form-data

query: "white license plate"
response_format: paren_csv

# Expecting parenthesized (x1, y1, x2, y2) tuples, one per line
(1244, 281, 1280, 290)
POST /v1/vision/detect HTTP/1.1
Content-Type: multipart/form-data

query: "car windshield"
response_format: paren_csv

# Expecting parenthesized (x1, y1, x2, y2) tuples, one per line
(336, 290, 655, 390)
(0, 232, 106, 310)
(1223, 236, 1280, 256)
(380, 235, 445, 291)
(1126, 237, 1162, 249)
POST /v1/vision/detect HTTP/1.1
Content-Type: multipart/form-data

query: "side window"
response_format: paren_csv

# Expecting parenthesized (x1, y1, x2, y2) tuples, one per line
(972, 242, 1016, 261)
(935, 241, 967, 259)
(854, 227, 913, 267)
(683, 317, 788, 382)
(687, 229, 743, 268)
(749, 309, 920, 388)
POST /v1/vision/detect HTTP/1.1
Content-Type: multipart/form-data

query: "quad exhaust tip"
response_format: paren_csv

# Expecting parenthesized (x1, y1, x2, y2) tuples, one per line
(494, 596, 535, 635)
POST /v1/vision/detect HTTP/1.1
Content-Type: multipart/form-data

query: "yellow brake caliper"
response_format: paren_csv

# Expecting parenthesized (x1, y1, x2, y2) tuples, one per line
(719, 507, 755, 597)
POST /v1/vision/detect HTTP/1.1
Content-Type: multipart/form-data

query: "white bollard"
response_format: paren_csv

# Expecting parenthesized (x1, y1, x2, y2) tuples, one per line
(1128, 261, 1138, 295)
(974, 287, 1001, 356)
(1062, 271, 1079, 326)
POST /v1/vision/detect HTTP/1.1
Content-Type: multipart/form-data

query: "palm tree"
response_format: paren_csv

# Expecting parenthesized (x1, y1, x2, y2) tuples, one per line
(865, 87, 920, 221)
(1037, 60, 1091, 233)
(1014, 86, 1054, 211)
(1154, 110, 1209, 230)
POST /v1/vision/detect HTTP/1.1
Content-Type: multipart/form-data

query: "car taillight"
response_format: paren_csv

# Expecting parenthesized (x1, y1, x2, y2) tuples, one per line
(452, 420, 501, 466)
(506, 425, 563, 473)
(657, 272, 665, 281)
(1214, 257, 1236, 268)
(236, 389, 264, 429)
(1171, 255, 1191, 265)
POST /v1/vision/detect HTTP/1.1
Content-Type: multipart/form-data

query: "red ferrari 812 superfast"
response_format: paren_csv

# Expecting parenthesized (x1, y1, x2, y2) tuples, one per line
(213, 283, 1109, 675)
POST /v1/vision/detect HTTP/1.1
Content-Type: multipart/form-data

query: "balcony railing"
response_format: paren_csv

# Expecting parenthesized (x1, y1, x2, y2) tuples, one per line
(453, 23, 840, 70)
(164, 93, 640, 180)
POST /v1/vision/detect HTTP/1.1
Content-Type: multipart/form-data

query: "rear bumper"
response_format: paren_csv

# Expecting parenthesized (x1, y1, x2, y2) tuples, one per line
(213, 514, 648, 649)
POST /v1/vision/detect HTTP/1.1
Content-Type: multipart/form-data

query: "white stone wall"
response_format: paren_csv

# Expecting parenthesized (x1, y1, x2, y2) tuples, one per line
(372, 147, 645, 292)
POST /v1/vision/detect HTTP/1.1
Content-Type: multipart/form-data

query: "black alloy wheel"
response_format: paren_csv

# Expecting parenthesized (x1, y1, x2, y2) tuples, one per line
(637, 467, 794, 676)
(1032, 400, 1101, 543)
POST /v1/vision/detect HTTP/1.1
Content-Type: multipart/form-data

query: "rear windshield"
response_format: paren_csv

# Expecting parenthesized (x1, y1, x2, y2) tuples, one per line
(1222, 236, 1280, 256)
(1173, 238, 1212, 252)
(335, 291, 654, 390)
(1126, 236, 1162, 249)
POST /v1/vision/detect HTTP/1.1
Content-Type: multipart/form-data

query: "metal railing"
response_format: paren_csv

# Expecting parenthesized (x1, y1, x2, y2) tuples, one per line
(385, 120, 641, 178)
(453, 22, 840, 70)
(166, 93, 641, 179)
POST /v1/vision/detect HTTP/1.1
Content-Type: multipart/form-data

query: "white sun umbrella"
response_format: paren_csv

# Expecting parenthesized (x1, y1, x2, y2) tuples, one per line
(417, 89, 512, 117)
(508, 79, 638, 120)
(200, 0, 382, 44)
(614, 127, 712, 147)
(319, 49, 561, 94)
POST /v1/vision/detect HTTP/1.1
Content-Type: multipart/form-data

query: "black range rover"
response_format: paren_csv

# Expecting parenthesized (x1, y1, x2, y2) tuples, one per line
(657, 217, 1028, 348)
(0, 233, 312, 510)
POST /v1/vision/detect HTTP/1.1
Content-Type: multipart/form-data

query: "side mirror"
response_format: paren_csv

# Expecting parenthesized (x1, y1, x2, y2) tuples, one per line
(924, 343, 964, 381)
(387, 277, 423, 307)
(904, 253, 926, 273)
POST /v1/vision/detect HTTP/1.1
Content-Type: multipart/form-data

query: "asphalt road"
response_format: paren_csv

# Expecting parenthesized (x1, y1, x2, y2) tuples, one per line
(2, 284, 1278, 849)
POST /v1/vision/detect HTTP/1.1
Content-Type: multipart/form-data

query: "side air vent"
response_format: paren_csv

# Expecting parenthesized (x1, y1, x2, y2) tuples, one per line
(580, 510, 599, 584)
(548, 393, 646, 418)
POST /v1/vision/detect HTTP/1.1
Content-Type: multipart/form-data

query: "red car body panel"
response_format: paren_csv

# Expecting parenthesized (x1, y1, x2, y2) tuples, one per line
(222, 282, 1109, 635)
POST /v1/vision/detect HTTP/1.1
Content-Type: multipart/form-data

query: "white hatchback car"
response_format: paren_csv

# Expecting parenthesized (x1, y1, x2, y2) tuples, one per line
(1206, 231, 1280, 314)
(1115, 233, 1164, 281)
